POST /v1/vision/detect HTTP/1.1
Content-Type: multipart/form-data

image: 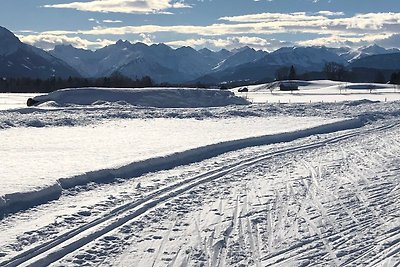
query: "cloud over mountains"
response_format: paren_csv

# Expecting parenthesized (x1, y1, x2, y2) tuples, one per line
(44, 0, 191, 14)
(18, 10, 400, 51)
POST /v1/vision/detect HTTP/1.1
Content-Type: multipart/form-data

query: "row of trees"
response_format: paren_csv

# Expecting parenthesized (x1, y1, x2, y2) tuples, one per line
(275, 63, 348, 81)
(2, 65, 400, 93)
(390, 71, 400, 84)
(0, 72, 154, 93)
(274, 62, 400, 84)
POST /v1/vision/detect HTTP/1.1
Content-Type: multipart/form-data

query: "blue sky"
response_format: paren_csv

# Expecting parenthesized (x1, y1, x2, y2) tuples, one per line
(1, 0, 400, 51)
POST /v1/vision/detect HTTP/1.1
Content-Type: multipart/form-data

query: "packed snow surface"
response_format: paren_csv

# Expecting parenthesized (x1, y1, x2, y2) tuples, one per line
(0, 82, 399, 266)
(30, 87, 248, 108)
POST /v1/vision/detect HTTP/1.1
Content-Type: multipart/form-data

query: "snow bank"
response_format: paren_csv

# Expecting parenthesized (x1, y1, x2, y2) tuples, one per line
(30, 88, 249, 108)
(0, 117, 364, 217)
(1, 184, 62, 216)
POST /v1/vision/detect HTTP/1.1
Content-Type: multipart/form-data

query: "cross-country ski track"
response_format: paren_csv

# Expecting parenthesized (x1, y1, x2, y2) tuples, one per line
(1, 119, 400, 266)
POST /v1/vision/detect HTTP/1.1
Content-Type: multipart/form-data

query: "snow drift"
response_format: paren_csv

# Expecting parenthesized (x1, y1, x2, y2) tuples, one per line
(29, 88, 249, 108)
(0, 117, 364, 218)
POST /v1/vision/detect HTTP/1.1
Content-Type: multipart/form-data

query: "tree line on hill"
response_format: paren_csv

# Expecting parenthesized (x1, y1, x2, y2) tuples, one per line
(390, 71, 400, 85)
(0, 72, 153, 93)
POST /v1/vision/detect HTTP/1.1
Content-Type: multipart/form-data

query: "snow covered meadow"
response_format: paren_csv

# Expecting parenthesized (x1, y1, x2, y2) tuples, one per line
(0, 83, 399, 266)
(235, 80, 400, 104)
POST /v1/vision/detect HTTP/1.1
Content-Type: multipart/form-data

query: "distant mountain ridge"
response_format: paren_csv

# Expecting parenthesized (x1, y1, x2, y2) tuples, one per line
(50, 42, 400, 84)
(0, 26, 80, 79)
(331, 44, 400, 62)
(193, 46, 349, 84)
(1, 26, 400, 84)
(349, 53, 400, 70)
(49, 41, 267, 83)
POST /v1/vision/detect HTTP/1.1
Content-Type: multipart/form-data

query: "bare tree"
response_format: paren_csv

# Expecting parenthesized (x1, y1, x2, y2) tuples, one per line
(324, 62, 346, 81)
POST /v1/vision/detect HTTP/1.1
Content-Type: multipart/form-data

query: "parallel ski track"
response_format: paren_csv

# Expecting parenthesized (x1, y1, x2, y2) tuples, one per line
(1, 122, 398, 267)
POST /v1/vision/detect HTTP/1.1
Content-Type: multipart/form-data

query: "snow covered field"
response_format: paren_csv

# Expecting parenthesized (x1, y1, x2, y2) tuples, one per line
(234, 80, 400, 103)
(0, 85, 399, 266)
(0, 93, 39, 110)
(1, 116, 342, 197)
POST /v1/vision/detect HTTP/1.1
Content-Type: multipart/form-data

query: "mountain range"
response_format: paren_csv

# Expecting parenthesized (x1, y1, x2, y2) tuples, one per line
(1, 26, 400, 84)
(0, 26, 80, 79)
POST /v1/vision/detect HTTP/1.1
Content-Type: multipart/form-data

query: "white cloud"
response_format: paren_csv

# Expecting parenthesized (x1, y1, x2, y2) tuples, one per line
(88, 18, 100, 24)
(316, 11, 344, 17)
(89, 18, 123, 24)
(59, 12, 400, 41)
(44, 0, 191, 14)
(219, 12, 324, 23)
(376, 34, 400, 49)
(18, 33, 114, 50)
(166, 36, 292, 51)
(139, 33, 155, 44)
(74, 23, 272, 36)
(218, 12, 400, 33)
(296, 33, 393, 48)
(18, 11, 400, 50)
(103, 19, 123, 23)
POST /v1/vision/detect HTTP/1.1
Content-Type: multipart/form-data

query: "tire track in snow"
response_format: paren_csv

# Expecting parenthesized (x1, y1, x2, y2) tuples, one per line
(298, 206, 342, 266)
(261, 123, 400, 266)
(1, 121, 398, 267)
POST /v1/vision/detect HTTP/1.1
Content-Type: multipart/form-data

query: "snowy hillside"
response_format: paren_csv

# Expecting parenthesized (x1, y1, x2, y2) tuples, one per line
(234, 80, 400, 103)
(0, 82, 399, 266)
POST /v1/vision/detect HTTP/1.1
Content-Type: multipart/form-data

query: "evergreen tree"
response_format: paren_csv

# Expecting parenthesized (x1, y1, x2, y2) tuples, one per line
(288, 65, 296, 80)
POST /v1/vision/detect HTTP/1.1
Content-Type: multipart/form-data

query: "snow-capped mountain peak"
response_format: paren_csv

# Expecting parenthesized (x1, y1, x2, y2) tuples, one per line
(266, 46, 346, 68)
(336, 44, 400, 62)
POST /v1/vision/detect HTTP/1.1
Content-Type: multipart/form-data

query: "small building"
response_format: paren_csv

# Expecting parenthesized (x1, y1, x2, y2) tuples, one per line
(279, 82, 299, 91)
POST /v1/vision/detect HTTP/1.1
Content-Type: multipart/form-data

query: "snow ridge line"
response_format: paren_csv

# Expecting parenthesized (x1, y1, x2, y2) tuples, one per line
(1, 118, 364, 218)
(1, 120, 397, 267)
